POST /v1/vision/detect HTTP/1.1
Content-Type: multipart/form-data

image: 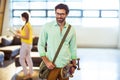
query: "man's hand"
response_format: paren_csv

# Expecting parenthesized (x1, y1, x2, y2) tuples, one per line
(70, 65, 76, 74)
(41, 56, 55, 69)
(46, 61, 55, 69)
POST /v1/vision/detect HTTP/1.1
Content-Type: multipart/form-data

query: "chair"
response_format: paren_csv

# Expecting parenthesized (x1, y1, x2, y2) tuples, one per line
(0, 51, 4, 66)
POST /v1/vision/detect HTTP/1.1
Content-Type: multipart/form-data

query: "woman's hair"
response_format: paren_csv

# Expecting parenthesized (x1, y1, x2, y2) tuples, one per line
(21, 12, 29, 23)
(55, 3, 69, 15)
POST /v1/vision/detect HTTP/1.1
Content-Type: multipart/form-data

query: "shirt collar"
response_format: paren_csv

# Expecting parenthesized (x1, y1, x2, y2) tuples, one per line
(53, 20, 69, 28)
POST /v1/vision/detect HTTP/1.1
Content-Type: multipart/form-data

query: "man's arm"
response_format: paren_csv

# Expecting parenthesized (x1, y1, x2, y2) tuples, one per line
(37, 27, 47, 57)
(69, 27, 77, 60)
(37, 26, 55, 69)
(69, 27, 77, 73)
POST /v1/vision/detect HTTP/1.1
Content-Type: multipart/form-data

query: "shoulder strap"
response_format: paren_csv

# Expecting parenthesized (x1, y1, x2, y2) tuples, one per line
(52, 25, 71, 64)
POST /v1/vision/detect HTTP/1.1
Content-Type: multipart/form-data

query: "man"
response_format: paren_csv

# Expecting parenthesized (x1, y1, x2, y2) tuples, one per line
(38, 3, 77, 80)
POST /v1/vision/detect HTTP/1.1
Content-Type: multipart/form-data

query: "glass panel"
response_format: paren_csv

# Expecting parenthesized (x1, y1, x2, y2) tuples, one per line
(65, 2, 82, 9)
(68, 11, 81, 17)
(48, 11, 55, 16)
(47, 0, 64, 1)
(12, 0, 29, 1)
(12, 0, 46, 1)
(66, 18, 82, 25)
(11, 0, 119, 26)
(82, 18, 119, 27)
(30, 18, 47, 25)
(31, 11, 46, 16)
(102, 11, 118, 17)
(82, 0, 119, 9)
(12, 2, 29, 9)
(47, 2, 60, 9)
(83, 11, 99, 17)
(65, 0, 82, 2)
(12, 18, 23, 26)
(82, 0, 100, 9)
(98, 0, 119, 9)
(30, 0, 46, 1)
(30, 2, 46, 9)
(13, 11, 29, 16)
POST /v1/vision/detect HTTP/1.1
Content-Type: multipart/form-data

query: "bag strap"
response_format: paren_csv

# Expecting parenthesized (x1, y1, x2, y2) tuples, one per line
(52, 24, 71, 64)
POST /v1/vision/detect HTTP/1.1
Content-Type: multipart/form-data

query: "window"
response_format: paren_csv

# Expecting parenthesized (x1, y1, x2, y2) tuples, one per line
(11, 0, 119, 27)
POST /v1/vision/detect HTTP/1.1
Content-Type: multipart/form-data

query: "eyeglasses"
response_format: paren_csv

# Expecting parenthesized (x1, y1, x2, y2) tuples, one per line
(56, 12, 66, 16)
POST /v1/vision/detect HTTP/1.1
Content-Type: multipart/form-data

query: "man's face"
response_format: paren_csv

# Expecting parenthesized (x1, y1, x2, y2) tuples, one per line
(55, 9, 67, 24)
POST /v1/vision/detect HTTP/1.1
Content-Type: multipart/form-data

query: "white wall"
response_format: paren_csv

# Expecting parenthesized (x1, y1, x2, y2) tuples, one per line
(32, 26, 119, 48)
(117, 0, 120, 49)
(2, 0, 119, 48)
(75, 26, 118, 48)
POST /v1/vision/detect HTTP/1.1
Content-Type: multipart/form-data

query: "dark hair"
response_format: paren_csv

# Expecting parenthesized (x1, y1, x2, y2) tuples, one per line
(21, 12, 29, 23)
(55, 3, 69, 15)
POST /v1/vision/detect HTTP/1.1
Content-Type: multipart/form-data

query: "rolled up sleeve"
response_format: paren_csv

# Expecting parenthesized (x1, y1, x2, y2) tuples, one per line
(37, 27, 47, 57)
(69, 29, 77, 59)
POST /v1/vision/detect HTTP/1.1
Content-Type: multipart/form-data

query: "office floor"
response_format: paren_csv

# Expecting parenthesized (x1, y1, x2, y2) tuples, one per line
(72, 48, 120, 80)
(0, 48, 120, 80)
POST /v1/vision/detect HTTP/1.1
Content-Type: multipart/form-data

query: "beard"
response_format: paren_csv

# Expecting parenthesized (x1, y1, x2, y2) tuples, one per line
(56, 17, 65, 23)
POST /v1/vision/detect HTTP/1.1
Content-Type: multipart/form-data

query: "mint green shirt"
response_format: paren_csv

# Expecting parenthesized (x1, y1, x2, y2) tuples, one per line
(38, 21, 77, 68)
